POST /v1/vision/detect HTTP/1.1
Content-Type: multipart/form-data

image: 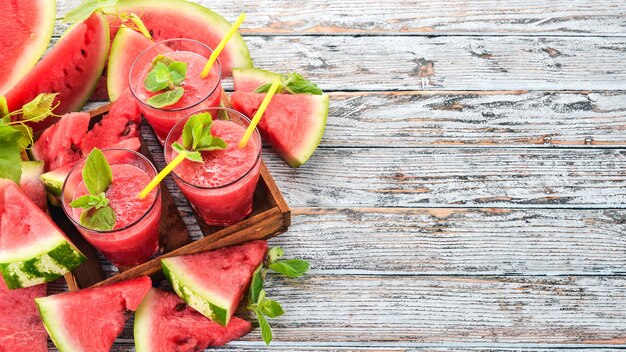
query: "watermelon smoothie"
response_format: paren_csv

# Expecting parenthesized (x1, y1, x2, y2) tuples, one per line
(62, 149, 162, 267)
(165, 108, 261, 226)
(130, 39, 222, 142)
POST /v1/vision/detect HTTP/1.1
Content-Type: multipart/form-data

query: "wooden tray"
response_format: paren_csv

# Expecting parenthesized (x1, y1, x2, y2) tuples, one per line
(58, 100, 290, 291)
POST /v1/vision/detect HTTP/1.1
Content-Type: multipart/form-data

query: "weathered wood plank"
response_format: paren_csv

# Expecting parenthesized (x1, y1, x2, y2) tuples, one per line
(56, 0, 626, 35)
(263, 148, 626, 208)
(324, 91, 626, 147)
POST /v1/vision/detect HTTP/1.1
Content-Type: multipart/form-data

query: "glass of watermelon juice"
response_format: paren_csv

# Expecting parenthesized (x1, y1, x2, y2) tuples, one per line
(164, 108, 262, 226)
(129, 38, 222, 143)
(61, 149, 162, 267)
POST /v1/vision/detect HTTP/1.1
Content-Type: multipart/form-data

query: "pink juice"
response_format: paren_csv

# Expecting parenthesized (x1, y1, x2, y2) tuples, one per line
(168, 119, 261, 226)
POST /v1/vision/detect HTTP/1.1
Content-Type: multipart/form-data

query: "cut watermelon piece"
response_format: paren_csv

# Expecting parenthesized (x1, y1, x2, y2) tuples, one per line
(162, 240, 268, 326)
(36, 276, 152, 352)
(6, 12, 110, 132)
(0, 180, 85, 289)
(89, 73, 110, 102)
(0, 0, 56, 94)
(30, 112, 91, 172)
(233, 68, 281, 92)
(40, 163, 74, 199)
(104, 0, 252, 76)
(20, 161, 47, 210)
(231, 92, 329, 167)
(0, 277, 47, 351)
(107, 26, 154, 102)
(134, 288, 252, 351)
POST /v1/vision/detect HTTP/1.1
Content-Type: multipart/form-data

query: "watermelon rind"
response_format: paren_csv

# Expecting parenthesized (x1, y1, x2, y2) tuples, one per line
(40, 164, 72, 197)
(34, 297, 74, 351)
(107, 26, 151, 102)
(161, 260, 231, 326)
(133, 288, 155, 351)
(233, 68, 282, 92)
(0, 0, 56, 94)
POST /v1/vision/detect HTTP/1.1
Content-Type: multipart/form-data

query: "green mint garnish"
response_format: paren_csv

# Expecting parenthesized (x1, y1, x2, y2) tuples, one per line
(171, 112, 227, 163)
(144, 55, 187, 108)
(70, 148, 116, 231)
(256, 73, 323, 95)
(63, 0, 118, 24)
(247, 247, 310, 345)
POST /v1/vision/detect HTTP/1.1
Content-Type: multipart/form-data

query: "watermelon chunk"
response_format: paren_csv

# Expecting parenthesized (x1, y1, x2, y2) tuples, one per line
(231, 92, 329, 167)
(104, 0, 252, 76)
(233, 68, 281, 92)
(0, 277, 47, 352)
(0, 180, 86, 289)
(0, 0, 56, 95)
(162, 240, 268, 326)
(134, 288, 252, 351)
(36, 276, 152, 352)
(107, 27, 154, 102)
(20, 161, 47, 210)
(40, 163, 74, 199)
(6, 12, 110, 132)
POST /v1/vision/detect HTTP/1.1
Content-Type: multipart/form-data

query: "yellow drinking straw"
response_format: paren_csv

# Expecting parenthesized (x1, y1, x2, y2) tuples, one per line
(200, 12, 247, 78)
(137, 151, 188, 199)
(238, 79, 281, 149)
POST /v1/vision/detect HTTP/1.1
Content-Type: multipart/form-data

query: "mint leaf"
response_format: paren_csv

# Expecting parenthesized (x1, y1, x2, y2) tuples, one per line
(70, 193, 109, 209)
(0, 126, 23, 183)
(248, 265, 264, 305)
(21, 93, 58, 122)
(268, 259, 310, 278)
(79, 206, 116, 231)
(168, 62, 187, 85)
(63, 0, 118, 24)
(172, 142, 202, 163)
(151, 54, 174, 68)
(175, 112, 226, 158)
(255, 310, 272, 345)
(255, 73, 323, 95)
(144, 62, 171, 92)
(259, 299, 284, 318)
(268, 247, 284, 264)
(195, 137, 227, 151)
(82, 148, 113, 195)
(254, 83, 273, 93)
(147, 87, 184, 108)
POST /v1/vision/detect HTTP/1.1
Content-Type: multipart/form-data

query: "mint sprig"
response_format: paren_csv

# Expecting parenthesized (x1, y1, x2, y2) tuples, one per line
(256, 73, 323, 95)
(70, 148, 116, 231)
(144, 55, 187, 108)
(247, 247, 310, 345)
(171, 112, 227, 163)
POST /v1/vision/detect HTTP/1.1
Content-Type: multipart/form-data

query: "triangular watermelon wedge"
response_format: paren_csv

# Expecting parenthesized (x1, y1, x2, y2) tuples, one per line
(161, 240, 268, 326)
(0, 180, 86, 289)
(134, 288, 252, 351)
(0, 277, 47, 351)
(36, 276, 152, 352)
(231, 92, 329, 167)
(107, 26, 154, 102)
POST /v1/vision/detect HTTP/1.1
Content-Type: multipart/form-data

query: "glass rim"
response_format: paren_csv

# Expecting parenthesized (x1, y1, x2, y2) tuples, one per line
(164, 107, 262, 191)
(128, 38, 222, 113)
(61, 148, 162, 234)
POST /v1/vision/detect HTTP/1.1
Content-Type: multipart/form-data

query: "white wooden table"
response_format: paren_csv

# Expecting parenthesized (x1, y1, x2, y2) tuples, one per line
(53, 1, 626, 350)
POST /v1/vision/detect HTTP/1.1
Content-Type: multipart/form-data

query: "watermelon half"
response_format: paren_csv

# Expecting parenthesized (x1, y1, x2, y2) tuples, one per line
(134, 288, 252, 351)
(107, 27, 153, 102)
(0, 0, 56, 94)
(20, 161, 47, 210)
(6, 12, 110, 132)
(36, 276, 152, 352)
(162, 240, 268, 326)
(0, 180, 86, 289)
(104, 0, 252, 76)
(0, 277, 47, 352)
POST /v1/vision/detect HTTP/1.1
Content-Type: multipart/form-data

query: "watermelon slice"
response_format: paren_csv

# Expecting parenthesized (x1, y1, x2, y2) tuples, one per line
(0, 0, 56, 94)
(20, 161, 47, 210)
(233, 68, 281, 92)
(36, 276, 152, 352)
(6, 12, 110, 132)
(162, 240, 268, 326)
(231, 92, 329, 167)
(134, 288, 252, 351)
(104, 0, 252, 76)
(40, 163, 74, 199)
(0, 277, 47, 351)
(107, 27, 154, 102)
(0, 180, 86, 289)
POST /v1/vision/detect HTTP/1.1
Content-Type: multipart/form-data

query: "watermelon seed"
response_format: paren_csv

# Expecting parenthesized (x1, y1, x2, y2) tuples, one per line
(81, 49, 87, 58)
(175, 303, 187, 312)
(75, 65, 83, 73)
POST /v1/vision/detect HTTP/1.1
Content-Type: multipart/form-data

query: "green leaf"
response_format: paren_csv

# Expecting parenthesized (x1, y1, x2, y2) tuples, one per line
(21, 93, 58, 122)
(11, 124, 33, 150)
(255, 310, 273, 345)
(268, 247, 284, 264)
(79, 206, 116, 231)
(168, 62, 187, 85)
(254, 82, 273, 93)
(0, 96, 9, 120)
(179, 112, 226, 152)
(63, 0, 118, 24)
(147, 87, 184, 108)
(191, 120, 203, 150)
(118, 12, 152, 40)
(144, 62, 171, 92)
(268, 259, 310, 278)
(259, 299, 285, 318)
(284, 73, 323, 95)
(151, 54, 174, 68)
(248, 265, 264, 305)
(172, 142, 203, 163)
(0, 126, 23, 183)
(70, 193, 109, 209)
(82, 148, 113, 195)
(195, 137, 227, 151)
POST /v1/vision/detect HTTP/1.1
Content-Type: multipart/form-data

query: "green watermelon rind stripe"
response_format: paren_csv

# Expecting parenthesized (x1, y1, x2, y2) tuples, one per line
(40, 168, 69, 197)
(36, 296, 75, 352)
(133, 288, 155, 352)
(0, 241, 86, 289)
(161, 259, 230, 326)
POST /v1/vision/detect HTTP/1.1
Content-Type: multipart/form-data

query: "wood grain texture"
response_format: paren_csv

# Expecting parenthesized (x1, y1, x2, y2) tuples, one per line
(56, 0, 626, 35)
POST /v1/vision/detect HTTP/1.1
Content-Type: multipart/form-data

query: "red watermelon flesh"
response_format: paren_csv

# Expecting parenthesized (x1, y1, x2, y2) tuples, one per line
(20, 161, 47, 210)
(6, 12, 110, 132)
(0, 0, 55, 95)
(0, 277, 47, 352)
(231, 92, 329, 167)
(134, 288, 251, 352)
(89, 73, 110, 102)
(31, 112, 91, 172)
(36, 276, 152, 352)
